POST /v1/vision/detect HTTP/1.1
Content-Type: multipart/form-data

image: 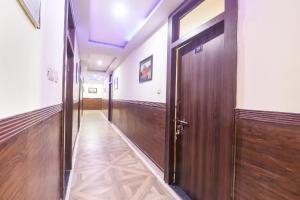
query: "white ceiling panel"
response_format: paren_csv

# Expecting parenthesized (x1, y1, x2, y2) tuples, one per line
(87, 54, 116, 71)
(89, 0, 161, 48)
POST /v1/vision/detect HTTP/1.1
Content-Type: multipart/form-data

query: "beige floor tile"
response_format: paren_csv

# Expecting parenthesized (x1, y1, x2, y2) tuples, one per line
(70, 111, 175, 200)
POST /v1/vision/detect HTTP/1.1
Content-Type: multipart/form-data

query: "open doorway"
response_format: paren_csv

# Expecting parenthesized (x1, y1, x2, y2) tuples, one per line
(61, 0, 81, 198)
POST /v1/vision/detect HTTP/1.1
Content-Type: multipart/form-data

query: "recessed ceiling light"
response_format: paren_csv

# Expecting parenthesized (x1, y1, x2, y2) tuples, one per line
(97, 60, 103, 65)
(112, 2, 128, 19)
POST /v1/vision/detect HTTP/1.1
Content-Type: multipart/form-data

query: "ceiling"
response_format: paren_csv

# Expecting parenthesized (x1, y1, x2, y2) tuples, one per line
(72, 0, 184, 75)
(84, 71, 107, 84)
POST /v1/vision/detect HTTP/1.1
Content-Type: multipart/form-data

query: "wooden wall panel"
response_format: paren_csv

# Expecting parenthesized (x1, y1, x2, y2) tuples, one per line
(112, 100, 166, 169)
(0, 105, 62, 200)
(234, 109, 300, 200)
(83, 98, 102, 110)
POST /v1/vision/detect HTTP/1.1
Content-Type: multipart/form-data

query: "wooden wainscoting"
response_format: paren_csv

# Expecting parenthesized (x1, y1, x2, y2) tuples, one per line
(83, 98, 102, 110)
(0, 104, 62, 200)
(112, 100, 166, 169)
(234, 109, 300, 200)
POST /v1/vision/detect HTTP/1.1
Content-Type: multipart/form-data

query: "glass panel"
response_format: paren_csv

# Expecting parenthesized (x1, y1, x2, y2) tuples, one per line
(179, 0, 224, 37)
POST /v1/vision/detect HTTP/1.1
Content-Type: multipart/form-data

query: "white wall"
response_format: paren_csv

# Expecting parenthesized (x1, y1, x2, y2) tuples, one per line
(112, 23, 168, 103)
(83, 83, 104, 98)
(0, 0, 66, 119)
(179, 0, 300, 113)
(237, 0, 300, 113)
(103, 77, 110, 100)
(112, 1, 300, 112)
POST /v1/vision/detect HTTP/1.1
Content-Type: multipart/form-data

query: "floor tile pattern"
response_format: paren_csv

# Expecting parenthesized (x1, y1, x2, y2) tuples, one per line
(70, 111, 175, 200)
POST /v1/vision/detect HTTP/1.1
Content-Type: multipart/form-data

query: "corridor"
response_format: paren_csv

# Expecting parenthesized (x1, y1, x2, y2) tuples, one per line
(68, 111, 176, 200)
(1, 0, 300, 199)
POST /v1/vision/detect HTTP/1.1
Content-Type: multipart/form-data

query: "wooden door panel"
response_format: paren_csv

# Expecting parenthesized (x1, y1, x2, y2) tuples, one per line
(65, 57, 74, 170)
(176, 24, 225, 200)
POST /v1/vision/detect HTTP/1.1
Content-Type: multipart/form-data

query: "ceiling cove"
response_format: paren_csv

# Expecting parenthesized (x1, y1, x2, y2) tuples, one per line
(88, 0, 162, 49)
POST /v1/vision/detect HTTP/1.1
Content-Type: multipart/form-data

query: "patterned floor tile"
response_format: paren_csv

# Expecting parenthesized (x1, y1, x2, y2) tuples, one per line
(69, 111, 176, 200)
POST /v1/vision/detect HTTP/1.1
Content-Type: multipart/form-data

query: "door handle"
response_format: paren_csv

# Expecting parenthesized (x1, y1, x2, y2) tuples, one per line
(177, 120, 189, 126)
(176, 120, 189, 138)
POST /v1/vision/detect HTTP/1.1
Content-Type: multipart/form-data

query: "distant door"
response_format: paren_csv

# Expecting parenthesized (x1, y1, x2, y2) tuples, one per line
(78, 64, 82, 130)
(175, 23, 229, 200)
(108, 74, 113, 121)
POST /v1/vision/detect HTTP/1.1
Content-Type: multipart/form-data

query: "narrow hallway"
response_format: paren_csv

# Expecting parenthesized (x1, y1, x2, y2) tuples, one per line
(68, 111, 176, 200)
(2, 0, 300, 199)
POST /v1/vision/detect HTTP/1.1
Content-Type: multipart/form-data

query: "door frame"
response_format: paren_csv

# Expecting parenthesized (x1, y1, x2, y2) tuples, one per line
(64, 50, 74, 171)
(108, 74, 113, 121)
(165, 0, 237, 198)
(61, 0, 77, 198)
(78, 62, 82, 130)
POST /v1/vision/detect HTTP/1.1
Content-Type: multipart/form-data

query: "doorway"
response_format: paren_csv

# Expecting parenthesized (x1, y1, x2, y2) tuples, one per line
(108, 74, 113, 121)
(176, 22, 225, 200)
(165, 1, 237, 200)
(61, 0, 81, 198)
(65, 39, 74, 171)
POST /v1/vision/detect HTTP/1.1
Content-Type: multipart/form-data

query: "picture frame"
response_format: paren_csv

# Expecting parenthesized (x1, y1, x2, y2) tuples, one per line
(88, 88, 97, 94)
(18, 0, 41, 29)
(139, 55, 153, 83)
(114, 77, 118, 90)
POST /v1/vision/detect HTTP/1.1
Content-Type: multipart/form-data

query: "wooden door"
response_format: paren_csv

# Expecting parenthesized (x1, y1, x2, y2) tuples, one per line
(175, 24, 229, 200)
(108, 74, 113, 121)
(65, 52, 74, 171)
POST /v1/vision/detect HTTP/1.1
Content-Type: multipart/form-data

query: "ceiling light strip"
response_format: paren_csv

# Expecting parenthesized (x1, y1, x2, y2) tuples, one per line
(88, 39, 128, 49)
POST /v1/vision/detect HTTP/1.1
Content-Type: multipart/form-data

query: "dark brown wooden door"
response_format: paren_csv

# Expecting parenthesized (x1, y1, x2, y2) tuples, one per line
(176, 24, 230, 200)
(108, 74, 113, 121)
(65, 53, 74, 171)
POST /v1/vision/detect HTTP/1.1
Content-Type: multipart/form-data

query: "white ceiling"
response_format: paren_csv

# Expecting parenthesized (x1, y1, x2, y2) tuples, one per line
(72, 0, 184, 74)
(83, 71, 107, 84)
(89, 0, 160, 48)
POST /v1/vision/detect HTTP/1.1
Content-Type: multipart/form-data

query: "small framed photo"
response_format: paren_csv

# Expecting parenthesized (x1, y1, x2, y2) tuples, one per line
(88, 88, 97, 94)
(18, 0, 41, 29)
(139, 55, 153, 83)
(114, 77, 118, 90)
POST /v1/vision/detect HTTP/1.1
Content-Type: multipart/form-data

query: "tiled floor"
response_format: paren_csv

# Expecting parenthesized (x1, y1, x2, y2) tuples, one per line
(69, 111, 176, 200)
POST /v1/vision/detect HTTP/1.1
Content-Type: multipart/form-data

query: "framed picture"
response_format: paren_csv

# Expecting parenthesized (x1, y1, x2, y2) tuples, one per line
(114, 77, 118, 90)
(18, 0, 41, 29)
(139, 55, 153, 83)
(88, 88, 97, 94)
